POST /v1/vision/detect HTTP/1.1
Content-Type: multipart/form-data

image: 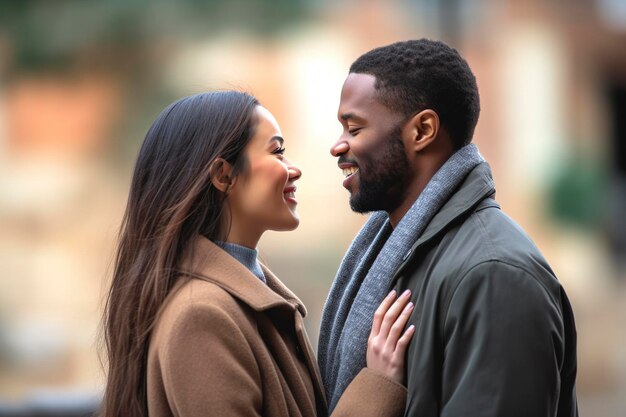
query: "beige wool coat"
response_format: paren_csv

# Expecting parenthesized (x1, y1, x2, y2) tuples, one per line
(147, 236, 406, 417)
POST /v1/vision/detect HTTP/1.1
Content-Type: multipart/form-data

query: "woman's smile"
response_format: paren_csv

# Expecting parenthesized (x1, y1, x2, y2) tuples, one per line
(283, 184, 297, 205)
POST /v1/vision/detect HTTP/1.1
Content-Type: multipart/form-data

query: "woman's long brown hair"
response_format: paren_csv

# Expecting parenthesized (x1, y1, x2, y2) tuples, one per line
(100, 91, 259, 417)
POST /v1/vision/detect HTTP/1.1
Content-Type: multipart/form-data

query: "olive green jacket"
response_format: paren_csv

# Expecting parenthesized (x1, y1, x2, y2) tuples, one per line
(389, 162, 578, 416)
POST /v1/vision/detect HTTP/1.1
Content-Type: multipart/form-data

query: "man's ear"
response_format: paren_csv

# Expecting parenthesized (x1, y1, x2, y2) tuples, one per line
(209, 157, 236, 193)
(403, 109, 440, 152)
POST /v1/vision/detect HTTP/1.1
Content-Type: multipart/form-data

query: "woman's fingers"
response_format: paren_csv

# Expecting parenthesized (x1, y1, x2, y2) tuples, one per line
(396, 324, 416, 352)
(377, 289, 412, 339)
(370, 290, 397, 337)
(385, 301, 414, 352)
(366, 290, 416, 384)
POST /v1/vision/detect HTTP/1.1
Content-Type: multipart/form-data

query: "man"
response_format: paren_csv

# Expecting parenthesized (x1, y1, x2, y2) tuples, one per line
(318, 39, 578, 417)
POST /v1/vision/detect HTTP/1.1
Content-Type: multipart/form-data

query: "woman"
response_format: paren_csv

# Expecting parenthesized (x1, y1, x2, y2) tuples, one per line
(101, 91, 415, 417)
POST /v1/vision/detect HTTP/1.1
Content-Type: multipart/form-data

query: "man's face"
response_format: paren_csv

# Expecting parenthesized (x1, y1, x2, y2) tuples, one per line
(331, 73, 412, 214)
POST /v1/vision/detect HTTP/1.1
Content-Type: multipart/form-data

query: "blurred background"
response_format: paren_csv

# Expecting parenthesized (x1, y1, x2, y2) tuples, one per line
(0, 0, 625, 415)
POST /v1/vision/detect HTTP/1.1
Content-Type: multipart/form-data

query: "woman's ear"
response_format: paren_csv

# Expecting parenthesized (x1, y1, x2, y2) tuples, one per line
(404, 109, 440, 152)
(209, 158, 236, 193)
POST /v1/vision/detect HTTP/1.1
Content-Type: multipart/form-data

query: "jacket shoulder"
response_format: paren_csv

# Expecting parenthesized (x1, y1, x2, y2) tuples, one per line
(471, 205, 546, 260)
(469, 205, 560, 286)
(399, 201, 563, 314)
(446, 203, 555, 275)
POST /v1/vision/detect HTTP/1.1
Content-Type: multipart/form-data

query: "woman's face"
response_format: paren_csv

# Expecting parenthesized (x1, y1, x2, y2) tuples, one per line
(227, 106, 302, 244)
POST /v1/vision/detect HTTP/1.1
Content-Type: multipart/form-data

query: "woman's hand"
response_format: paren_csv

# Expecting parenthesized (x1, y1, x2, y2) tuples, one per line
(366, 289, 415, 384)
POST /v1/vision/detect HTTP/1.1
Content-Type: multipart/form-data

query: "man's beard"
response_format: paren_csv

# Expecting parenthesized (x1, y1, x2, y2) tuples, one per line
(350, 129, 411, 214)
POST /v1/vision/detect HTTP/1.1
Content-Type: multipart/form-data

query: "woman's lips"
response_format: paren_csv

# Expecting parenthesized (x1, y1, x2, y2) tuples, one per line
(283, 185, 297, 205)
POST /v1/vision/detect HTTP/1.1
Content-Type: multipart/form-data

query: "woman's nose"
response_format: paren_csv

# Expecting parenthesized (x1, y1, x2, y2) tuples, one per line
(330, 140, 349, 157)
(288, 163, 302, 181)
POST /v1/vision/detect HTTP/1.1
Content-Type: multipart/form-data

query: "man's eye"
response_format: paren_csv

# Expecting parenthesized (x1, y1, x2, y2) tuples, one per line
(272, 147, 286, 155)
(348, 128, 361, 136)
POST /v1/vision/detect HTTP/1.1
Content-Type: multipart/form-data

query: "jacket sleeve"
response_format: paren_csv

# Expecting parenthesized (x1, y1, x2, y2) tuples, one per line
(331, 368, 407, 417)
(439, 261, 567, 417)
(160, 303, 262, 417)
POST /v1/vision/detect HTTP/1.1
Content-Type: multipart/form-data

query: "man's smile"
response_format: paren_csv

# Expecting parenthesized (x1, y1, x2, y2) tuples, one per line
(338, 161, 360, 190)
(342, 166, 359, 178)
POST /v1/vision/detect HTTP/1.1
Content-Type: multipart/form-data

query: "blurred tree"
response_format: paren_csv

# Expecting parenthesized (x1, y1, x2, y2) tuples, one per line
(0, 0, 310, 78)
(547, 150, 608, 230)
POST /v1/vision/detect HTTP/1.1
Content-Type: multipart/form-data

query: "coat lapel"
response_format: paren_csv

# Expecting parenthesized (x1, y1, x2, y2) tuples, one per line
(262, 264, 328, 414)
(179, 236, 304, 314)
(179, 236, 326, 413)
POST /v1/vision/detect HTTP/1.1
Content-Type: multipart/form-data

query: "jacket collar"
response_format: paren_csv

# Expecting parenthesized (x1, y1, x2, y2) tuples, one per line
(179, 236, 307, 317)
(394, 162, 497, 273)
(417, 161, 496, 246)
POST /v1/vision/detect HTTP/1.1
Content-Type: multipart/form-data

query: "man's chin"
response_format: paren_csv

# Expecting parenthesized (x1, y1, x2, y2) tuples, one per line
(350, 190, 403, 214)
(349, 204, 371, 214)
(349, 194, 375, 214)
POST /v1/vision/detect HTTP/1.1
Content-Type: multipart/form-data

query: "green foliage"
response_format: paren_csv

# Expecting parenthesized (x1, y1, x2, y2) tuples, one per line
(547, 151, 609, 229)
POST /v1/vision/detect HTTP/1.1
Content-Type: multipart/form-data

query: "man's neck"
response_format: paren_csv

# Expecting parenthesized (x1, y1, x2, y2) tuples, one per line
(388, 175, 430, 228)
(389, 144, 456, 228)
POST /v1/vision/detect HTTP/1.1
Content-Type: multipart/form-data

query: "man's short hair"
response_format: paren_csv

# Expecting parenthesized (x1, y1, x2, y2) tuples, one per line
(350, 39, 480, 149)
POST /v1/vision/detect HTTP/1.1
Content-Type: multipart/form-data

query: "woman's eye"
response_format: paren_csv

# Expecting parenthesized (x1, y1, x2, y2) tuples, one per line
(272, 147, 286, 155)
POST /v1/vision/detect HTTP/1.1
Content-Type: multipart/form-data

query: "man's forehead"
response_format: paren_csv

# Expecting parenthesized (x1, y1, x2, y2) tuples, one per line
(338, 73, 382, 118)
(341, 73, 377, 99)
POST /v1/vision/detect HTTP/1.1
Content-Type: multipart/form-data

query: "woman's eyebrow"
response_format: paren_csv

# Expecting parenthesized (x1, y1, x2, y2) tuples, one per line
(269, 135, 284, 145)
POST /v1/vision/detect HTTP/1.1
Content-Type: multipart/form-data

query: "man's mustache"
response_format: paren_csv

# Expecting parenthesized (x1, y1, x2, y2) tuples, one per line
(338, 156, 358, 166)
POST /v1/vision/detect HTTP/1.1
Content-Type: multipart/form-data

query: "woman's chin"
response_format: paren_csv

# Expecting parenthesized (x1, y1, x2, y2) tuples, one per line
(272, 215, 300, 231)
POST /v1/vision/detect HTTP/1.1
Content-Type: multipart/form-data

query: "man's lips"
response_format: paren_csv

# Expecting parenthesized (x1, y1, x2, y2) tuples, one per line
(338, 162, 359, 178)
(338, 162, 359, 189)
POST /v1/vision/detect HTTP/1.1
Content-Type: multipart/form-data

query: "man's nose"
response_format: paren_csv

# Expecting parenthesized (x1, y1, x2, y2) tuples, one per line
(330, 140, 349, 157)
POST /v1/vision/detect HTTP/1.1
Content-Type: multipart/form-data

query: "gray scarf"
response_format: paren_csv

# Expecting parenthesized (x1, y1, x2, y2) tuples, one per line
(318, 144, 484, 411)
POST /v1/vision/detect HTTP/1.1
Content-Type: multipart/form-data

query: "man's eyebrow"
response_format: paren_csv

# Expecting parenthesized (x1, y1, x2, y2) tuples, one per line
(339, 113, 365, 122)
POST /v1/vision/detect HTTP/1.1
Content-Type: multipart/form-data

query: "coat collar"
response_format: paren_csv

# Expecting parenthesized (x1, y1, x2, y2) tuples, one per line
(179, 236, 307, 317)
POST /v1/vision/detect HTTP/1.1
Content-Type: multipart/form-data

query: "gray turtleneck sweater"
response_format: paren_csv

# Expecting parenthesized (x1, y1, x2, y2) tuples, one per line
(216, 241, 266, 284)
